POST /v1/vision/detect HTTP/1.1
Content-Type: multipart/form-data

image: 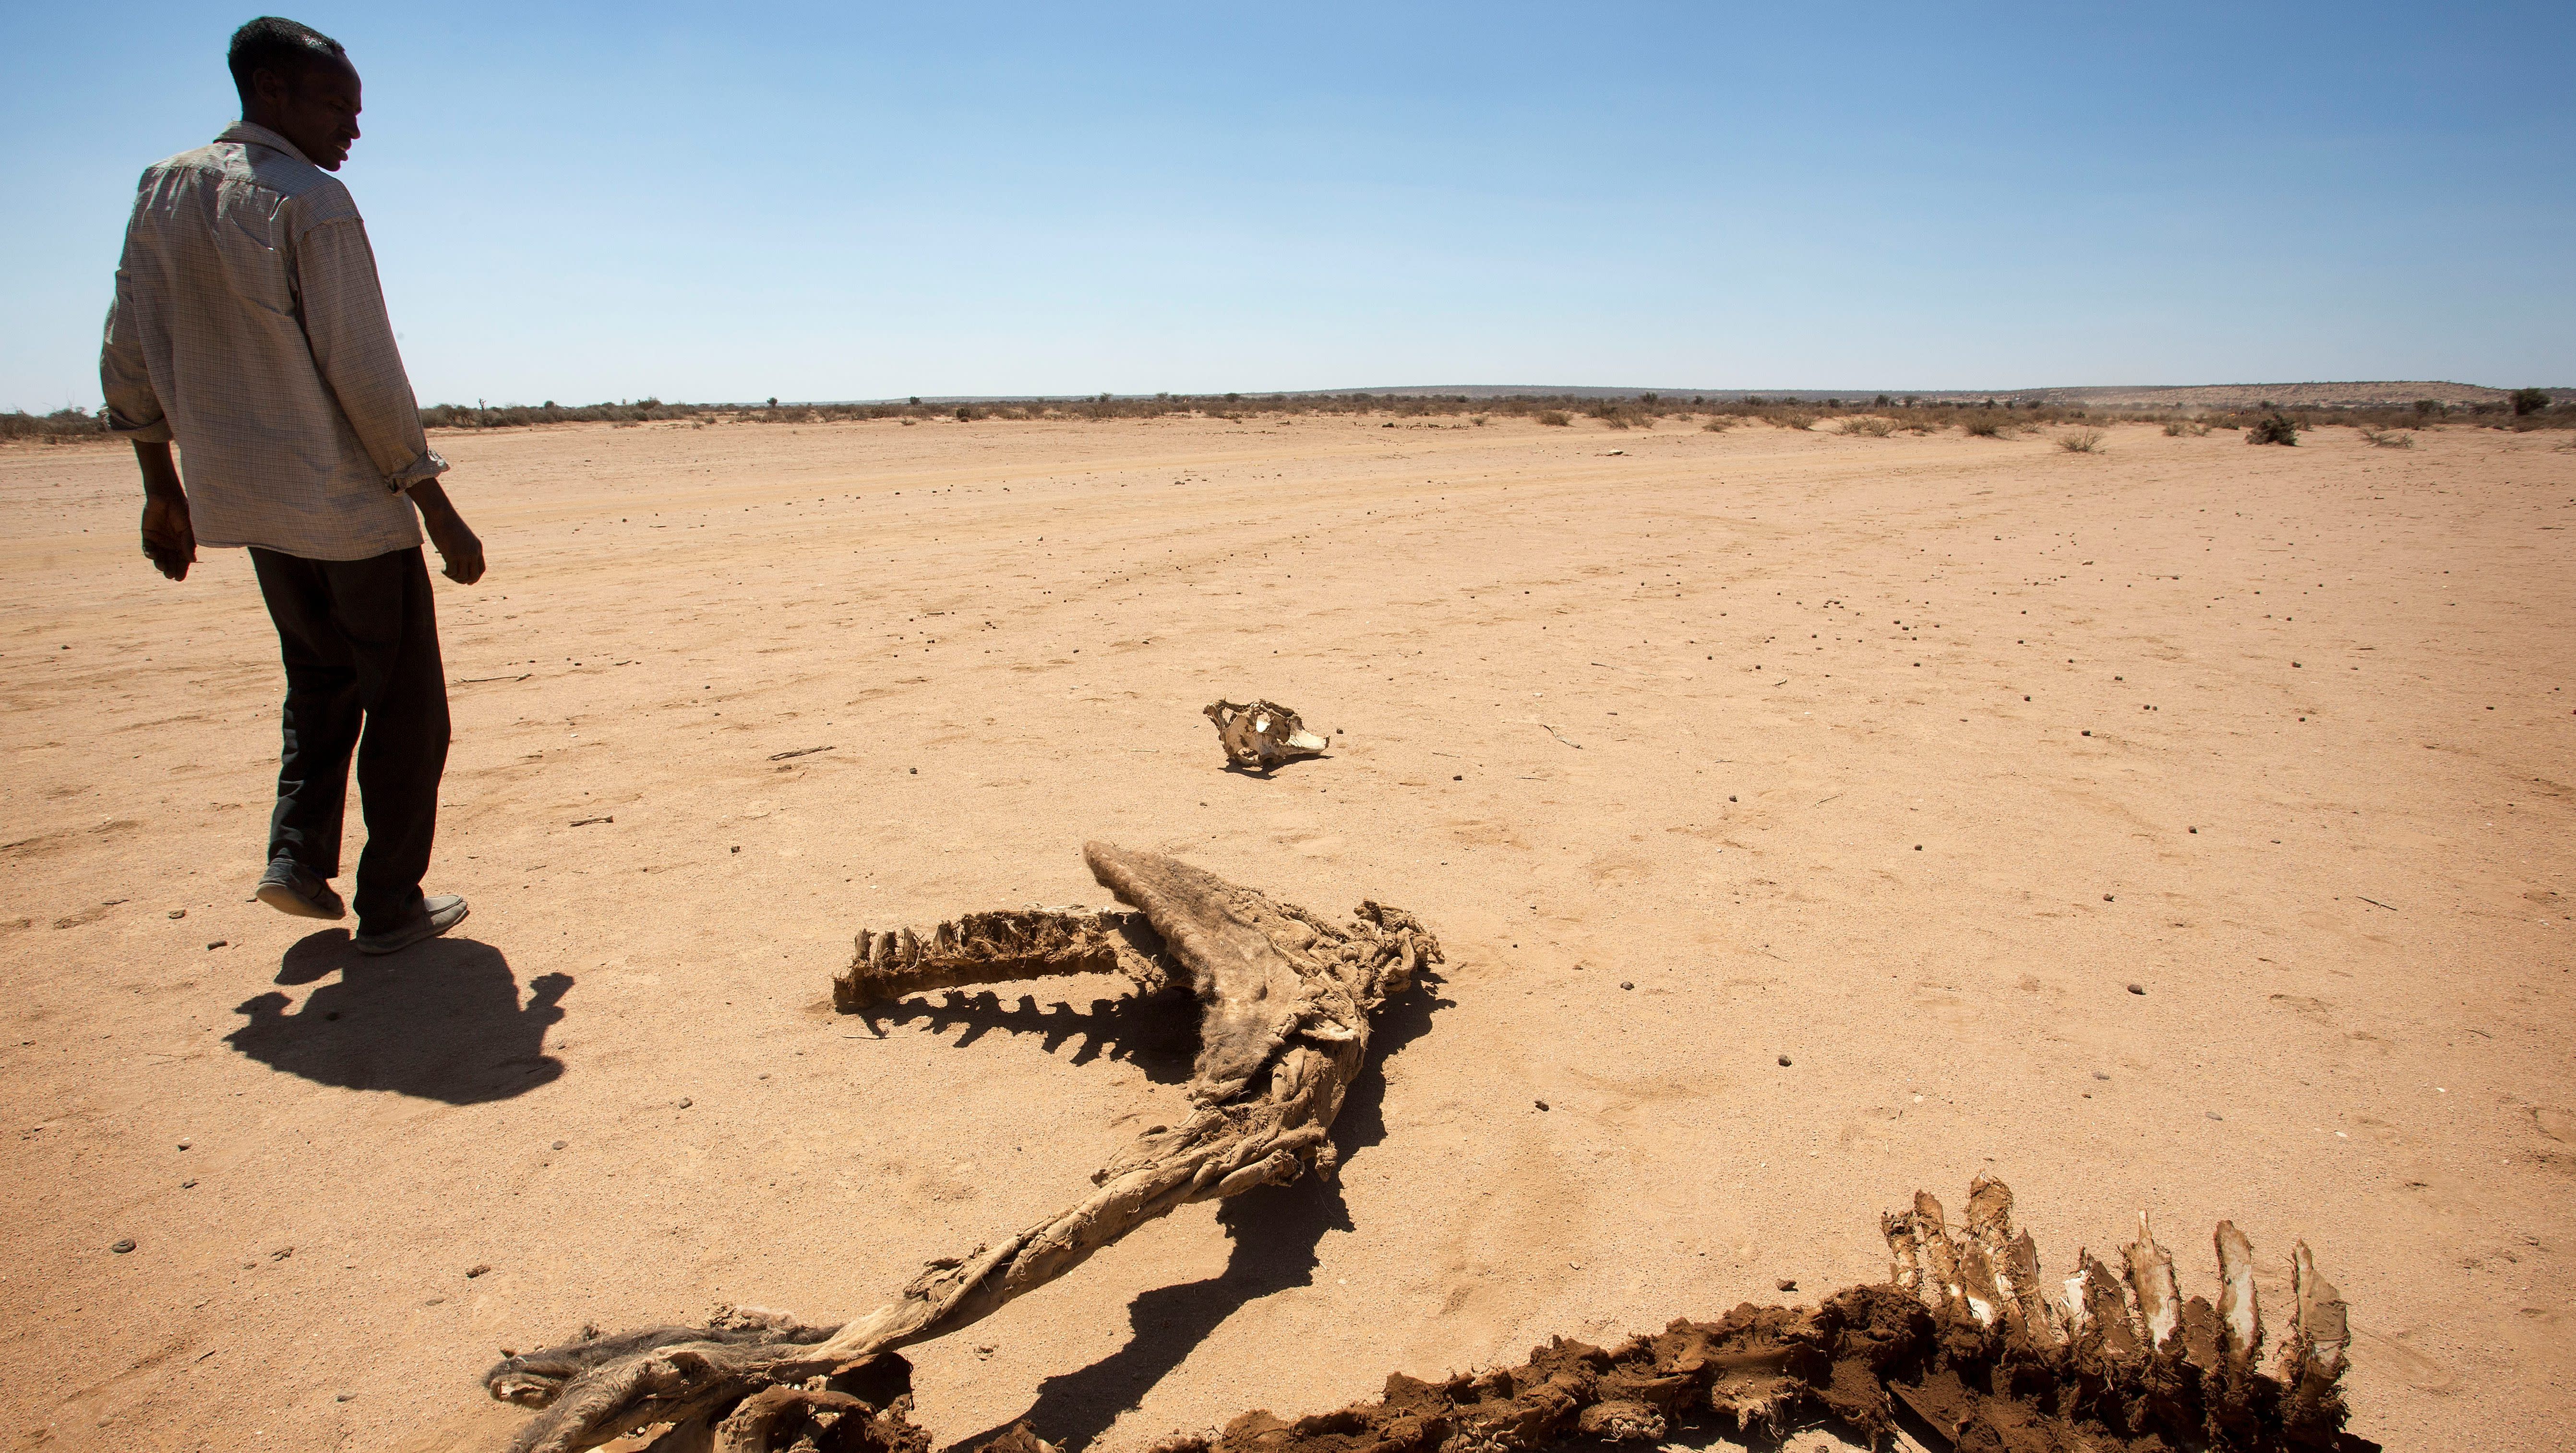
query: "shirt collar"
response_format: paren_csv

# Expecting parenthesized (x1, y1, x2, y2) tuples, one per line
(216, 121, 313, 166)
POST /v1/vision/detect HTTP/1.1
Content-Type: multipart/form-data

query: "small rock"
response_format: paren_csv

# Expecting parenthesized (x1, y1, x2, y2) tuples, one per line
(2103, 893, 2115, 902)
(466, 1263, 492, 1278)
(1777, 1055, 1793, 1067)
(2189, 826, 2198, 834)
(1452, 774, 1462, 781)
(181, 1179, 197, 1189)
(1728, 795, 1737, 802)
(177, 1139, 191, 1150)
(677, 1097, 693, 1109)
(1619, 981, 1634, 990)
(730, 846, 740, 853)
(1776, 1278, 1797, 1292)
(110, 1239, 135, 1254)
(909, 767, 918, 774)
(2207, 1111, 2224, 1121)
(205, 941, 227, 951)
(2091, 1071, 2109, 1082)
(2082, 730, 2092, 737)
(2127, 983, 2146, 995)
(335, 1392, 355, 1403)
(270, 1247, 293, 1261)
(551, 1140, 567, 1151)
(974, 1344, 996, 1359)
(168, 909, 185, 919)
(1534, 1100, 1550, 1111)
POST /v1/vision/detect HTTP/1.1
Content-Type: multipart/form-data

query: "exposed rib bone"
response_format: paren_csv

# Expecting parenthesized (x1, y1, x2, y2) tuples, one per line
(2125, 1210, 2182, 1350)
(2217, 1219, 2263, 1362)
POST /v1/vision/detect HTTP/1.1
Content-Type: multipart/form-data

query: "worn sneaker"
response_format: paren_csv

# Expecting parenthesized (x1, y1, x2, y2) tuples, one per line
(353, 894, 469, 956)
(255, 858, 347, 920)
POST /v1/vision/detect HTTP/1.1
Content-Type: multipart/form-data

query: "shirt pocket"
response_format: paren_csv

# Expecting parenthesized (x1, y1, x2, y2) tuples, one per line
(214, 183, 301, 321)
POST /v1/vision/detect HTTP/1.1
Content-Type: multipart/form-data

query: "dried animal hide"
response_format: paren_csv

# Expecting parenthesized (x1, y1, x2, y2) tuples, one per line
(523, 1178, 2358, 1453)
(485, 844, 1439, 1453)
(1203, 700, 1328, 771)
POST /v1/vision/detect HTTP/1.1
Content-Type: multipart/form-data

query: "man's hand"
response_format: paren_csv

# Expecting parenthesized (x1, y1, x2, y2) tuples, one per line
(133, 441, 194, 581)
(409, 478, 486, 584)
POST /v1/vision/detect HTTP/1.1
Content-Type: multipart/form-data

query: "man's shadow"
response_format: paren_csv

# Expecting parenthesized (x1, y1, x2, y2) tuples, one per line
(939, 967, 1451, 1453)
(225, 930, 571, 1105)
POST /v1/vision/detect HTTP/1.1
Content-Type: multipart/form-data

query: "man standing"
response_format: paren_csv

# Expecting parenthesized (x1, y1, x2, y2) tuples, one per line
(103, 16, 481, 955)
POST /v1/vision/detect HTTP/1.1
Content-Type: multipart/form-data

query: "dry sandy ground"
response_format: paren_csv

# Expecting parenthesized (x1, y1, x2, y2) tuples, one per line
(3, 415, 2572, 1453)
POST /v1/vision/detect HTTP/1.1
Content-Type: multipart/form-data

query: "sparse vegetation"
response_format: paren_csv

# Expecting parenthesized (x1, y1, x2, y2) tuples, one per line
(1537, 410, 1571, 427)
(1701, 417, 1735, 432)
(2511, 387, 2551, 417)
(2057, 429, 2105, 453)
(0, 407, 106, 442)
(1962, 416, 2014, 439)
(2246, 412, 2300, 446)
(2163, 419, 2211, 437)
(1839, 416, 1895, 437)
(2358, 428, 2414, 449)
(1767, 410, 1820, 431)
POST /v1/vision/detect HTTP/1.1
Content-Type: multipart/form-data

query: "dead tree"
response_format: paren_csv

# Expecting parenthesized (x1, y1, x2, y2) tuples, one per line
(484, 843, 1441, 1453)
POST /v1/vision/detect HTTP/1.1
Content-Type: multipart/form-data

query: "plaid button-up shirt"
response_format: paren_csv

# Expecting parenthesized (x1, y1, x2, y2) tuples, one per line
(101, 122, 445, 561)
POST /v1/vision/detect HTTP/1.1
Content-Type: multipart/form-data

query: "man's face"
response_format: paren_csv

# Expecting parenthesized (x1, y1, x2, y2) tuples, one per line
(252, 55, 363, 171)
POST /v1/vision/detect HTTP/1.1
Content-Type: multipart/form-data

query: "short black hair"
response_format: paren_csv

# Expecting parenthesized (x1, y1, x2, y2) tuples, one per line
(227, 16, 347, 103)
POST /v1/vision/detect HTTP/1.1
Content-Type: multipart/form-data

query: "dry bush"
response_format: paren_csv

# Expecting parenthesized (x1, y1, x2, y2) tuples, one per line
(1767, 410, 1820, 431)
(2247, 412, 2300, 446)
(0, 407, 107, 442)
(2358, 427, 2414, 449)
(1702, 417, 1736, 432)
(1469, 415, 1488, 426)
(1962, 415, 2014, 439)
(1839, 416, 1895, 437)
(2057, 429, 2106, 453)
(1537, 410, 1572, 427)
(2163, 419, 2211, 437)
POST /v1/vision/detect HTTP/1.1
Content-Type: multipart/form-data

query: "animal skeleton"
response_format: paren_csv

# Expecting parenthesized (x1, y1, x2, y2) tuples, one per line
(484, 843, 1439, 1453)
(479, 847, 2355, 1453)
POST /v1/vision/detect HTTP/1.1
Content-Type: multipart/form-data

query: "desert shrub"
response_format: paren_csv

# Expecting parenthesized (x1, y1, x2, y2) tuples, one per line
(1702, 417, 1736, 432)
(2058, 429, 2106, 453)
(1469, 415, 1488, 426)
(2358, 427, 2414, 449)
(2414, 399, 2445, 417)
(2163, 419, 2211, 437)
(2511, 387, 2551, 417)
(1537, 410, 1572, 427)
(2246, 412, 2300, 446)
(0, 407, 107, 441)
(1962, 416, 2013, 439)
(1839, 416, 1895, 437)
(1767, 410, 1819, 431)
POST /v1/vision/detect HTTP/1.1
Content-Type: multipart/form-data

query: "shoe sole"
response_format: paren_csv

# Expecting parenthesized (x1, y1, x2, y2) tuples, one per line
(256, 881, 346, 920)
(354, 901, 469, 956)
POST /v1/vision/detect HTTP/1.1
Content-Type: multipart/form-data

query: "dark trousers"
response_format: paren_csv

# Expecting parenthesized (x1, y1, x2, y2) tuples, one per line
(251, 546, 450, 931)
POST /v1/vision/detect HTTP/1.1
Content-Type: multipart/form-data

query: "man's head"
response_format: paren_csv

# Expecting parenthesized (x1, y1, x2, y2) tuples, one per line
(228, 16, 361, 171)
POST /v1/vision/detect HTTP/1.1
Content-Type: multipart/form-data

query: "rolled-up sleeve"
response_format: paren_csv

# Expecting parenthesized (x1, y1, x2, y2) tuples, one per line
(100, 243, 171, 443)
(294, 214, 447, 491)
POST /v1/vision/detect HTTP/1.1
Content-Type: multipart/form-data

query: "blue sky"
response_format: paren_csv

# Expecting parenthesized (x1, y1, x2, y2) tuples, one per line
(6, 1, 2570, 410)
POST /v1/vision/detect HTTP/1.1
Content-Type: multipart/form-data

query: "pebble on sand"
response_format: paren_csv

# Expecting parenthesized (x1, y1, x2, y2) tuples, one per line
(110, 1239, 135, 1254)
(205, 941, 227, 950)
(167, 909, 184, 919)
(1776, 1278, 1797, 1292)
(1777, 1055, 1793, 1067)
(677, 1097, 694, 1108)
(1534, 1100, 1549, 1111)
(466, 1263, 492, 1278)
(2127, 983, 2146, 995)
